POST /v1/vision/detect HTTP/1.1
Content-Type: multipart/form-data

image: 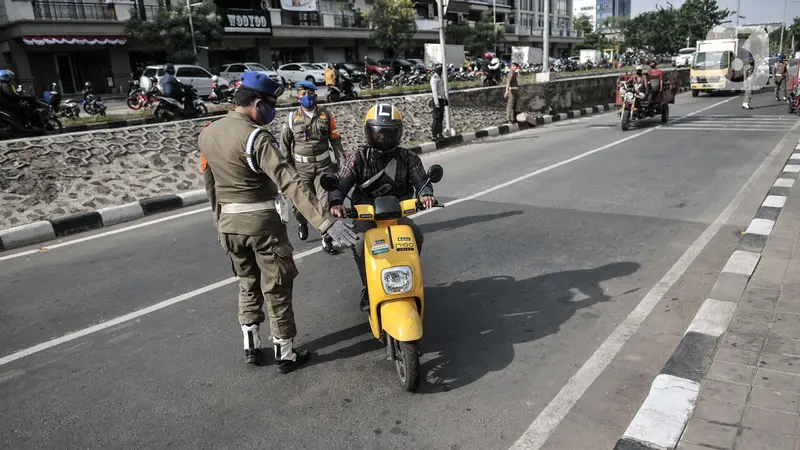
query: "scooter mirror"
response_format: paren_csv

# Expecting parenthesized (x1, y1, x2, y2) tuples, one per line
(320, 173, 340, 192)
(427, 164, 444, 184)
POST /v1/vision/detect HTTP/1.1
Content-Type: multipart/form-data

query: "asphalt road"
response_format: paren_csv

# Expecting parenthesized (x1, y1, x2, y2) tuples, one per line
(1, 88, 798, 450)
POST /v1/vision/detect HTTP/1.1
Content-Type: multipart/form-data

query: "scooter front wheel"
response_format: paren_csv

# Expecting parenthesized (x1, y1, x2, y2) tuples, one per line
(393, 339, 420, 392)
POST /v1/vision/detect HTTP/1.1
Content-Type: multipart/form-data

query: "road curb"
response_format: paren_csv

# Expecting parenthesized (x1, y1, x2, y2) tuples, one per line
(614, 138, 800, 450)
(0, 98, 636, 251)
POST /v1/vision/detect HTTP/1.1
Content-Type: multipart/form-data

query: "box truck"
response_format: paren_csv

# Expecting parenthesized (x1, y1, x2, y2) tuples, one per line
(511, 46, 542, 65)
(424, 43, 465, 69)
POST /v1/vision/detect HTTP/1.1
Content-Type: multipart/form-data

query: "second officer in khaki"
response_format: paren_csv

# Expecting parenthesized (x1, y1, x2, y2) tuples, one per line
(280, 80, 344, 254)
(199, 72, 359, 373)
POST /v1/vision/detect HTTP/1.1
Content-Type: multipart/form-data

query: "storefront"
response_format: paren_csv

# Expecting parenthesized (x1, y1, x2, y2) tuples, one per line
(206, 8, 272, 72)
(10, 35, 129, 96)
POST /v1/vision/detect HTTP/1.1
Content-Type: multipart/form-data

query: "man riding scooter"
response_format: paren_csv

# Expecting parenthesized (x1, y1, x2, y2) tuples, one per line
(329, 103, 437, 311)
(160, 63, 195, 113)
(0, 70, 43, 129)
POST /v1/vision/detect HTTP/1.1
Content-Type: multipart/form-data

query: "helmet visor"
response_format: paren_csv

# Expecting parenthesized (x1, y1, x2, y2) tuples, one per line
(367, 124, 402, 152)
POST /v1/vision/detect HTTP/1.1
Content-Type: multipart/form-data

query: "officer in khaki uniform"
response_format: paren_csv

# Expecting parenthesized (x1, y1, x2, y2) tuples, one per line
(199, 72, 359, 373)
(280, 80, 344, 254)
(775, 55, 789, 101)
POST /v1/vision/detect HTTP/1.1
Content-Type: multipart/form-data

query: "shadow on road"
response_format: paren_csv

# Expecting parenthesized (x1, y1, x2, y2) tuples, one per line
(420, 210, 524, 234)
(417, 261, 641, 393)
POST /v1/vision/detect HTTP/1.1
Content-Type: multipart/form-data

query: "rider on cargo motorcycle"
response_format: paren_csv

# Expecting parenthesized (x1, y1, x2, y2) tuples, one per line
(329, 103, 437, 311)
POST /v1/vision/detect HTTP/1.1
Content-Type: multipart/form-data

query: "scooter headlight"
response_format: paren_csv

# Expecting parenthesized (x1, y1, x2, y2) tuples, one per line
(381, 266, 413, 295)
(624, 92, 635, 102)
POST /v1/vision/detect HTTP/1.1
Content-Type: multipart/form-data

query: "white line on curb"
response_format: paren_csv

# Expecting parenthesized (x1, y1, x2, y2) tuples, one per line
(722, 250, 762, 276)
(684, 299, 738, 337)
(620, 374, 701, 449)
(763, 195, 787, 208)
(790, 153, 800, 160)
(775, 178, 795, 188)
(99, 202, 145, 227)
(745, 218, 776, 236)
(784, 165, 800, 173)
(0, 221, 56, 250)
(177, 189, 208, 206)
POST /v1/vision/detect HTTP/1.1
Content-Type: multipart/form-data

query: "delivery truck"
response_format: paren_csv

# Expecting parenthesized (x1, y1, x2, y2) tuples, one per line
(579, 49, 602, 64)
(424, 43, 465, 69)
(511, 46, 543, 65)
(690, 38, 747, 97)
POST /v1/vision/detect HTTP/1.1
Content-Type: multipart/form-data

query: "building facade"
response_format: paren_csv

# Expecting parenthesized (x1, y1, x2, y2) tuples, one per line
(572, 0, 596, 29)
(0, 0, 583, 97)
(572, 0, 629, 31)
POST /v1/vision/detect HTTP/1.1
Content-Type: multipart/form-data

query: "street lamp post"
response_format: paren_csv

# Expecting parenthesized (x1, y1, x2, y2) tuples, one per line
(780, 0, 788, 55)
(542, 0, 550, 72)
(187, 0, 202, 64)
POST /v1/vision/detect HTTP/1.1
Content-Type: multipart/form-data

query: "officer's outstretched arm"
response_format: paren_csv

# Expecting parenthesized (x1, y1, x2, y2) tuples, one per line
(255, 133, 336, 233)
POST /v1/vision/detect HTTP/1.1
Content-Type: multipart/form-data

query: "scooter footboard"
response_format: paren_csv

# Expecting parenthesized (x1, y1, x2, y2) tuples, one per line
(380, 298, 423, 342)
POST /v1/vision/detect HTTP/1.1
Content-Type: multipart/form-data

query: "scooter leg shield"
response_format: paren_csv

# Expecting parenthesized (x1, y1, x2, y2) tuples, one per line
(380, 299, 423, 342)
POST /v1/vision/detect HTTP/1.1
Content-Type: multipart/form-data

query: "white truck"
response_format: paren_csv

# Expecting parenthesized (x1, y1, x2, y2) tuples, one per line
(690, 38, 743, 96)
(511, 46, 543, 65)
(579, 49, 602, 64)
(424, 43, 465, 69)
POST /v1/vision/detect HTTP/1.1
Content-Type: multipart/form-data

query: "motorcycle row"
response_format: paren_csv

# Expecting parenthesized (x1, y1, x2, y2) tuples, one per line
(0, 81, 109, 140)
(126, 76, 209, 121)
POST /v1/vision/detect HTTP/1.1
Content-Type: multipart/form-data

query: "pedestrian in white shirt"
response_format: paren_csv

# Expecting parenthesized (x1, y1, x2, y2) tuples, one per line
(430, 65, 448, 141)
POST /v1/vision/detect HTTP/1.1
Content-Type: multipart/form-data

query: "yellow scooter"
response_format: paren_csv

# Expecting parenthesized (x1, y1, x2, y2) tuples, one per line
(321, 164, 443, 391)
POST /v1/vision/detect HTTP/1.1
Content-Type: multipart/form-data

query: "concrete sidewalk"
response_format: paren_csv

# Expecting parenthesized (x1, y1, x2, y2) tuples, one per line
(676, 163, 800, 449)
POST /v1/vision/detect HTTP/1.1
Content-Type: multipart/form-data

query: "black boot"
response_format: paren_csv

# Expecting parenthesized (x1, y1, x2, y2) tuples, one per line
(322, 235, 339, 255)
(360, 287, 370, 311)
(274, 337, 311, 374)
(297, 222, 308, 241)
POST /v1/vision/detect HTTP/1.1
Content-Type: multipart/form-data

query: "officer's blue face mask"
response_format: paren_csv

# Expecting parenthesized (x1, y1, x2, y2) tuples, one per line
(253, 99, 276, 125)
(299, 93, 317, 109)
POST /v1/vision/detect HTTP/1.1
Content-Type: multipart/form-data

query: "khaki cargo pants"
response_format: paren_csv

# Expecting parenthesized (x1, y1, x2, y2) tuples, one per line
(293, 159, 337, 226)
(506, 89, 519, 123)
(221, 230, 299, 339)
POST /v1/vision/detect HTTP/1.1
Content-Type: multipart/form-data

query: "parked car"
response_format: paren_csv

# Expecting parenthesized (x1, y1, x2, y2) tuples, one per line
(337, 62, 365, 81)
(378, 58, 414, 75)
(347, 59, 389, 76)
(219, 62, 280, 83)
(407, 58, 426, 69)
(139, 64, 224, 98)
(276, 63, 326, 85)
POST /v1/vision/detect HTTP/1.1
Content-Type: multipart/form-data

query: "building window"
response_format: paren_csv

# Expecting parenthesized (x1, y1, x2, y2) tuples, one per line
(556, 0, 566, 15)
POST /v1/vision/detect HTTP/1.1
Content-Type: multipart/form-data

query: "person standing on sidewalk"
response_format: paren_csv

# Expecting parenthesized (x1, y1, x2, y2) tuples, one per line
(280, 80, 345, 255)
(505, 62, 520, 123)
(430, 65, 448, 141)
(775, 54, 788, 101)
(743, 56, 754, 110)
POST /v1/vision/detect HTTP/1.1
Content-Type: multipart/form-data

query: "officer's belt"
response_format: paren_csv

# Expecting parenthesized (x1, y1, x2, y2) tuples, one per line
(221, 202, 277, 214)
(294, 151, 331, 163)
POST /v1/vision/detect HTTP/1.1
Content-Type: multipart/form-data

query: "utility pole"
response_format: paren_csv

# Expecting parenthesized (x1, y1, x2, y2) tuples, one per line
(780, 0, 788, 55)
(542, 0, 550, 72)
(187, 0, 198, 64)
(437, 0, 451, 135)
(735, 0, 740, 39)
(493, 0, 497, 54)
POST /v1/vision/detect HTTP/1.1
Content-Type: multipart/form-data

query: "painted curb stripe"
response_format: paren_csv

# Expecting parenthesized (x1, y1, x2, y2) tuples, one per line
(48, 211, 103, 237)
(721, 250, 761, 276)
(745, 218, 775, 236)
(684, 298, 738, 337)
(139, 195, 184, 215)
(661, 331, 719, 383)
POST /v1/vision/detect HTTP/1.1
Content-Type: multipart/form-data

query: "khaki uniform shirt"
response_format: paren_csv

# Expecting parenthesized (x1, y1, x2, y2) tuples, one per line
(279, 106, 344, 160)
(199, 111, 335, 235)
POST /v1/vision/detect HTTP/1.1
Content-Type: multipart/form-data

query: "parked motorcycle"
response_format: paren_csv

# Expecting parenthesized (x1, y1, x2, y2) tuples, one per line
(82, 88, 107, 116)
(152, 85, 208, 121)
(127, 77, 158, 110)
(0, 86, 62, 140)
(320, 164, 444, 392)
(209, 76, 236, 105)
(44, 83, 80, 119)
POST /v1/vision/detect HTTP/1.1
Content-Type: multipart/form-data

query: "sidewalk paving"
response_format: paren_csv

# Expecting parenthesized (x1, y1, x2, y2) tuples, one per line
(676, 163, 800, 449)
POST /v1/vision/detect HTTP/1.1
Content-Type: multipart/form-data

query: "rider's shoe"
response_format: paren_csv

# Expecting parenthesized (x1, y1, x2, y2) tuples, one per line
(360, 287, 370, 311)
(322, 236, 339, 255)
(274, 337, 311, 374)
(297, 223, 308, 241)
(242, 324, 263, 365)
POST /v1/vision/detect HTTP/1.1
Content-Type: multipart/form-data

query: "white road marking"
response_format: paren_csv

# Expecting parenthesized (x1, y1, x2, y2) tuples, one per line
(0, 96, 739, 367)
(509, 111, 798, 450)
(659, 127, 789, 132)
(775, 178, 795, 188)
(784, 165, 800, 173)
(684, 298, 738, 337)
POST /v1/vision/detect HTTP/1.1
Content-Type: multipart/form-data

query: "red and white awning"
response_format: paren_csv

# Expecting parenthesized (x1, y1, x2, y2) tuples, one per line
(22, 36, 127, 46)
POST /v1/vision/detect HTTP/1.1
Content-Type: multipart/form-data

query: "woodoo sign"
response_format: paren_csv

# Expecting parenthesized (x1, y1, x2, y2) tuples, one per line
(222, 9, 272, 34)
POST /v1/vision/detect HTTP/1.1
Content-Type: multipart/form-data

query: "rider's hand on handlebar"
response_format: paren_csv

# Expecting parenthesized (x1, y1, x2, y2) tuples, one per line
(330, 205, 347, 218)
(420, 195, 436, 210)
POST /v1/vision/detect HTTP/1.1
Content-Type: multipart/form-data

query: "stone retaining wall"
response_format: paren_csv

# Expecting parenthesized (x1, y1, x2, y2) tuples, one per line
(0, 69, 689, 229)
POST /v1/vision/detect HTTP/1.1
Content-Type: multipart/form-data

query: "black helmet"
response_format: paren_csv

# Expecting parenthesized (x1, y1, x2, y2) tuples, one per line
(434, 64, 443, 76)
(164, 63, 176, 75)
(364, 103, 403, 154)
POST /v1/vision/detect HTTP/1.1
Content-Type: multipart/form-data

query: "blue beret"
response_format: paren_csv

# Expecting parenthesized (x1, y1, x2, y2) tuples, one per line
(295, 80, 317, 91)
(241, 71, 283, 98)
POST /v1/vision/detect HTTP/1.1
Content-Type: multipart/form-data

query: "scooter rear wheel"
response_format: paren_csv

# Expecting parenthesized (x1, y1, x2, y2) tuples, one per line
(394, 340, 420, 392)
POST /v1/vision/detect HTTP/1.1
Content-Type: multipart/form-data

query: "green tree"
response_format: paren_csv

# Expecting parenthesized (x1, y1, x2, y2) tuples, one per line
(365, 0, 418, 57)
(676, 0, 731, 47)
(124, 0, 222, 63)
(444, 12, 504, 56)
(573, 14, 593, 35)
